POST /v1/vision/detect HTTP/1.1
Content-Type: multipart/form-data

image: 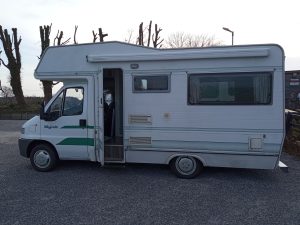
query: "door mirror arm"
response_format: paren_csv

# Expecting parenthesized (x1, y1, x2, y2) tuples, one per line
(40, 102, 60, 121)
(43, 111, 60, 121)
(40, 102, 46, 120)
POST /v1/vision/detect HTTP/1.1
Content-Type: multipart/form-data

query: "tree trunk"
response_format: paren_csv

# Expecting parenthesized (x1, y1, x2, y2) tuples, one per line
(42, 80, 52, 103)
(40, 25, 53, 104)
(10, 68, 26, 106)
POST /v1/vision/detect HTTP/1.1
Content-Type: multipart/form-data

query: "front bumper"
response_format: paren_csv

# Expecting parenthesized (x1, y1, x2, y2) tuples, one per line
(18, 138, 33, 158)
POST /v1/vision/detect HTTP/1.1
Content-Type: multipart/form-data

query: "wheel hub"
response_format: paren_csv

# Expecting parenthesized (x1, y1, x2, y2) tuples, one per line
(177, 157, 194, 174)
(34, 150, 50, 168)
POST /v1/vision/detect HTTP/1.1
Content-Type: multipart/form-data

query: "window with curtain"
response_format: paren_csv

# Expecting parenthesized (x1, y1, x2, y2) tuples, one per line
(133, 75, 170, 93)
(188, 72, 272, 105)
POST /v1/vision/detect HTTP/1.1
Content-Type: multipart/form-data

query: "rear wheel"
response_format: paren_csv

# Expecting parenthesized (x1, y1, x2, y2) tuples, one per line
(30, 144, 58, 172)
(170, 156, 203, 179)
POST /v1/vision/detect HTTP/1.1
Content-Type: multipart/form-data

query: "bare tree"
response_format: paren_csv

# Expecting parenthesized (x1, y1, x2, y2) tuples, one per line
(40, 24, 51, 55)
(0, 25, 26, 106)
(128, 21, 163, 48)
(165, 32, 222, 48)
(125, 29, 134, 43)
(53, 30, 71, 46)
(137, 22, 144, 46)
(92, 30, 97, 43)
(39, 24, 53, 103)
(92, 28, 108, 43)
(147, 21, 152, 47)
(99, 28, 108, 42)
(152, 24, 163, 48)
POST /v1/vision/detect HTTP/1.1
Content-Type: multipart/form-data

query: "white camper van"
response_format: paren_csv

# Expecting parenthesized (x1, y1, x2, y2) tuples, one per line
(19, 42, 286, 178)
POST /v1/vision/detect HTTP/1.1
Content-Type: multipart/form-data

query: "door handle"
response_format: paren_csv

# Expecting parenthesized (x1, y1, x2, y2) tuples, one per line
(79, 119, 87, 127)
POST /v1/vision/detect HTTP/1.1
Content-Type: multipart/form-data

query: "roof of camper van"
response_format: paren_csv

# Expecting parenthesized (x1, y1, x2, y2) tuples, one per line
(35, 41, 284, 78)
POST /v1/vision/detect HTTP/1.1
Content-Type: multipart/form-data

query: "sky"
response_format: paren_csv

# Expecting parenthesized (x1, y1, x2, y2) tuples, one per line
(1, 0, 300, 96)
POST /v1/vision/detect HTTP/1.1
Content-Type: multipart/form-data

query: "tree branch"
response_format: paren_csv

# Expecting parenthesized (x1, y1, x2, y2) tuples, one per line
(53, 30, 59, 45)
(4, 29, 13, 53)
(74, 25, 78, 44)
(12, 28, 21, 69)
(98, 28, 108, 42)
(138, 22, 144, 46)
(39, 24, 51, 57)
(92, 30, 97, 43)
(54, 30, 70, 45)
(57, 30, 63, 45)
(0, 57, 9, 68)
(61, 38, 71, 45)
(0, 26, 14, 61)
(39, 26, 45, 50)
(147, 21, 152, 47)
(152, 24, 163, 48)
(125, 29, 134, 43)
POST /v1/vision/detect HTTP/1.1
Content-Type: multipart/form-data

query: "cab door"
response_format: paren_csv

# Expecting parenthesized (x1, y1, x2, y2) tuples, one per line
(41, 84, 89, 160)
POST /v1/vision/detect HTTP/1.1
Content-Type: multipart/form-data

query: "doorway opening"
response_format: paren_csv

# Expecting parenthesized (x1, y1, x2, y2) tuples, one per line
(103, 69, 124, 162)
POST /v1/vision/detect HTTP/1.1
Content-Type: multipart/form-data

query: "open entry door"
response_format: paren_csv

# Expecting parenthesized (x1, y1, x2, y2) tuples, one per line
(103, 69, 124, 162)
(95, 69, 105, 165)
(96, 68, 124, 165)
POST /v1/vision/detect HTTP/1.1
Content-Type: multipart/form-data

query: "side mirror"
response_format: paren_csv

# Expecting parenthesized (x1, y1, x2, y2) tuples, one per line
(47, 111, 60, 121)
(40, 102, 60, 121)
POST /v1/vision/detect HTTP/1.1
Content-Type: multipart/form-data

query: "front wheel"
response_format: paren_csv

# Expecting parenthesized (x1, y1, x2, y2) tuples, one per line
(30, 144, 58, 172)
(170, 156, 203, 179)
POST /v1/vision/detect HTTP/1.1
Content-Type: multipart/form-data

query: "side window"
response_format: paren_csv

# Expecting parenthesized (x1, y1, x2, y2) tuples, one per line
(63, 88, 84, 116)
(188, 72, 272, 105)
(133, 75, 170, 93)
(49, 91, 64, 115)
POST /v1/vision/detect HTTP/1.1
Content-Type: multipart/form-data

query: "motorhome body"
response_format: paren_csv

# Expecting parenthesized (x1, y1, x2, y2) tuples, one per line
(19, 42, 286, 178)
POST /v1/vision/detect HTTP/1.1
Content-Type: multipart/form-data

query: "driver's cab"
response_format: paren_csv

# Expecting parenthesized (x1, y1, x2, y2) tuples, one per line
(40, 83, 91, 160)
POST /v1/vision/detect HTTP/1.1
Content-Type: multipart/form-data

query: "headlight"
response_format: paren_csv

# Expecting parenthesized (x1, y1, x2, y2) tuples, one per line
(21, 128, 25, 134)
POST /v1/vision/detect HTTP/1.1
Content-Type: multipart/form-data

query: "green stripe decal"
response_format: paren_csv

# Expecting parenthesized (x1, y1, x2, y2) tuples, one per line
(57, 138, 94, 146)
(61, 125, 94, 129)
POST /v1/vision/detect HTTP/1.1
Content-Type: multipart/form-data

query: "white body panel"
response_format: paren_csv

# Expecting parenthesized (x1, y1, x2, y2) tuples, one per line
(20, 42, 285, 170)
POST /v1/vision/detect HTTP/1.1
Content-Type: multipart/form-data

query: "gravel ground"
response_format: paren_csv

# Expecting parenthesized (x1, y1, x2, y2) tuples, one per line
(0, 120, 300, 225)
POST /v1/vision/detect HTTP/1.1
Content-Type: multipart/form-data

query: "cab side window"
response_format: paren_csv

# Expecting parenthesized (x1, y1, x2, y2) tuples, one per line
(63, 88, 84, 116)
(49, 91, 64, 116)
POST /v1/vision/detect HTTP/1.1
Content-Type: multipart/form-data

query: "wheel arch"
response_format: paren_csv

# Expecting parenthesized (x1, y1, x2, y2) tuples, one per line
(26, 140, 58, 159)
(166, 153, 206, 166)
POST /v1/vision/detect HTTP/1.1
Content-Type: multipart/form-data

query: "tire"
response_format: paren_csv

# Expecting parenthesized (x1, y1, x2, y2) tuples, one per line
(170, 156, 203, 179)
(29, 144, 58, 172)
